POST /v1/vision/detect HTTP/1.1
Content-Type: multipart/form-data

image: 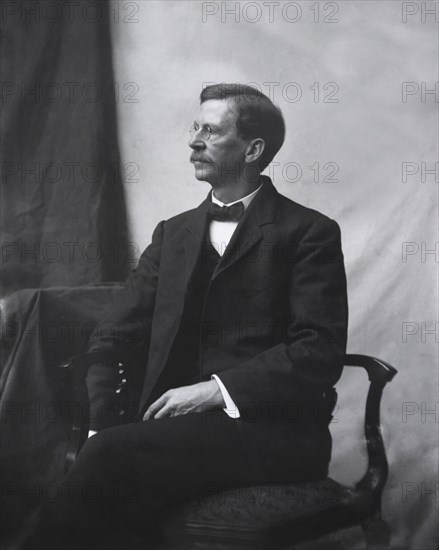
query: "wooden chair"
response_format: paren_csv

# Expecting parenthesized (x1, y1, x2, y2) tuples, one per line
(61, 354, 397, 550)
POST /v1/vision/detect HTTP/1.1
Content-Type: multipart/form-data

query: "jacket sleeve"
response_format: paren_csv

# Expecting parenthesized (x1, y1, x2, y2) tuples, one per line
(217, 218, 348, 410)
(85, 220, 165, 429)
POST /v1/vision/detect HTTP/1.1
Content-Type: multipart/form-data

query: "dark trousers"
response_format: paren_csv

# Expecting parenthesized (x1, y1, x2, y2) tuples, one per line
(31, 411, 261, 550)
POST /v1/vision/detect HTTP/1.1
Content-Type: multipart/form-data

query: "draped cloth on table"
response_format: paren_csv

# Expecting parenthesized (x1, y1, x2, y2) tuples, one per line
(0, 285, 124, 544)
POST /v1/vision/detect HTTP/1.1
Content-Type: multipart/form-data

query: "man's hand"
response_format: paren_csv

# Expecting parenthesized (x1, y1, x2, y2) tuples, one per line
(143, 379, 225, 420)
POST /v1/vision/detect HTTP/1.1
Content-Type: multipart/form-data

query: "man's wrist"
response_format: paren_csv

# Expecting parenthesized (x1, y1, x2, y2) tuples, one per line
(204, 378, 226, 407)
(211, 375, 240, 418)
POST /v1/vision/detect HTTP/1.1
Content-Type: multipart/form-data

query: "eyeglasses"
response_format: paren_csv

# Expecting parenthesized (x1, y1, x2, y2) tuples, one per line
(189, 123, 217, 141)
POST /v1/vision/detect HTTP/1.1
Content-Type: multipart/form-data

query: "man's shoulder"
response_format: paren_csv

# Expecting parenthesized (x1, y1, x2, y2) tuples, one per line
(274, 189, 338, 230)
(161, 205, 203, 229)
(158, 185, 338, 233)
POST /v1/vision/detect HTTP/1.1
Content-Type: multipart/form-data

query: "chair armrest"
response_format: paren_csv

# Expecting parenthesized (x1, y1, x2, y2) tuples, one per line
(59, 353, 126, 472)
(344, 354, 398, 500)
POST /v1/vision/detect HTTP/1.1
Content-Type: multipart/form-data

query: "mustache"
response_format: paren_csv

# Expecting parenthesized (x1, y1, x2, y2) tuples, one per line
(190, 155, 211, 163)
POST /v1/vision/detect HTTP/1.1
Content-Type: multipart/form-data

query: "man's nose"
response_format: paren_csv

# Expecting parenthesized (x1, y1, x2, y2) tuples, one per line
(188, 134, 206, 150)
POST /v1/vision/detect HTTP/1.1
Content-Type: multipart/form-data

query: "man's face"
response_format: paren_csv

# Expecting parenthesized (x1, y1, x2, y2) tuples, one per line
(189, 99, 249, 186)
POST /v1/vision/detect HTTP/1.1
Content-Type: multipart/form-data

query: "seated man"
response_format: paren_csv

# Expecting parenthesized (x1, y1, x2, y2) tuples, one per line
(28, 83, 348, 550)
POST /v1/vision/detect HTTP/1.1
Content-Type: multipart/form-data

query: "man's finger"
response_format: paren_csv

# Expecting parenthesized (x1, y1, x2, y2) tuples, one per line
(153, 403, 173, 420)
(143, 395, 167, 420)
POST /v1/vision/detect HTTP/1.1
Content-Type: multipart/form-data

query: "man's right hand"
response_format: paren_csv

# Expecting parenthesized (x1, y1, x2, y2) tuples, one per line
(143, 380, 225, 420)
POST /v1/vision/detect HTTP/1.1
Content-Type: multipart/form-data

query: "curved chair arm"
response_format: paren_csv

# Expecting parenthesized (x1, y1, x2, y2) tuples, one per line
(60, 352, 398, 490)
(344, 354, 397, 500)
(59, 352, 125, 472)
(58, 359, 90, 472)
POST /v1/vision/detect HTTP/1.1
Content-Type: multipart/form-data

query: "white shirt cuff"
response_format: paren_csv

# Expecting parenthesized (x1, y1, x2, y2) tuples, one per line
(211, 374, 240, 419)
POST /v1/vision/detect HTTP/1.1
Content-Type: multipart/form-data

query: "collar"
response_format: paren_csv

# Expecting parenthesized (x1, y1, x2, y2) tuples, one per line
(211, 182, 263, 211)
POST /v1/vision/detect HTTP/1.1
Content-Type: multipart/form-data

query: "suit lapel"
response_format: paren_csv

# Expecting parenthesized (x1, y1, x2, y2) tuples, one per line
(182, 196, 211, 287)
(182, 176, 278, 284)
(212, 176, 278, 279)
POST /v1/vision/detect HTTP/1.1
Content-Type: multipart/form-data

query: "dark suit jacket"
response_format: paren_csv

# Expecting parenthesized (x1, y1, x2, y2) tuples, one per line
(86, 176, 348, 480)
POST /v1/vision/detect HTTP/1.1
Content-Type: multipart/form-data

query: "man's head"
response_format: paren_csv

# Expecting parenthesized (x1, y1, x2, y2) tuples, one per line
(189, 84, 285, 190)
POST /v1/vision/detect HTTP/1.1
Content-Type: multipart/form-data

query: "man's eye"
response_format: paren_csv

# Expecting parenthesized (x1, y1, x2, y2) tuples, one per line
(206, 126, 216, 135)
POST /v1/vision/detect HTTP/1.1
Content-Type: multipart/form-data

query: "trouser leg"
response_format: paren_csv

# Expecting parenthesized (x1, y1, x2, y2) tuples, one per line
(30, 411, 257, 550)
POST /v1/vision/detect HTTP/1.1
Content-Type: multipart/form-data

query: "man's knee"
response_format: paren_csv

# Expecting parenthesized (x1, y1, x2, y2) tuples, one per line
(75, 430, 116, 471)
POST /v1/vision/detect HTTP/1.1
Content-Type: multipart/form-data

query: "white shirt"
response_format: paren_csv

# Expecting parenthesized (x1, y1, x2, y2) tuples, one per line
(209, 184, 262, 257)
(209, 183, 263, 419)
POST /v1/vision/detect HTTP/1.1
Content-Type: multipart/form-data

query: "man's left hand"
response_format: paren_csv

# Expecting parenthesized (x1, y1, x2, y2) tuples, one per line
(143, 379, 226, 420)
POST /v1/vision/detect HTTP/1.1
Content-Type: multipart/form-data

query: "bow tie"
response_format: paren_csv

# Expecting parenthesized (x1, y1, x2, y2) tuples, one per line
(208, 202, 244, 222)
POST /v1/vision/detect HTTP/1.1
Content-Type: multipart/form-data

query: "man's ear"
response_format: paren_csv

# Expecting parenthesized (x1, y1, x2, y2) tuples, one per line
(245, 138, 265, 164)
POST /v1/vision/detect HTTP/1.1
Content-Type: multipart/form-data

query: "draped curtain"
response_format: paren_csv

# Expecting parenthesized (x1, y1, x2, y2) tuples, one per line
(1, 0, 129, 295)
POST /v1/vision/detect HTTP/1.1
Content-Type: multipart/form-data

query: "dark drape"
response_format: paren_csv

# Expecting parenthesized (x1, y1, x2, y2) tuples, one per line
(1, 0, 129, 295)
(0, 285, 125, 545)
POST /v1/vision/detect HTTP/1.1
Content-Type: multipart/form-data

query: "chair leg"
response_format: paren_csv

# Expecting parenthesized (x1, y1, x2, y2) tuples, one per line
(361, 513, 391, 550)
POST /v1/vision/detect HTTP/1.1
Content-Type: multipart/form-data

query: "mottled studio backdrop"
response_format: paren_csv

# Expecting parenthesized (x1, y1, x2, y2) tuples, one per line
(110, 1, 438, 549)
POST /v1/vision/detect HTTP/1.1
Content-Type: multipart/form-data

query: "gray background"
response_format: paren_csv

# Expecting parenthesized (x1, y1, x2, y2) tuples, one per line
(110, 2, 438, 549)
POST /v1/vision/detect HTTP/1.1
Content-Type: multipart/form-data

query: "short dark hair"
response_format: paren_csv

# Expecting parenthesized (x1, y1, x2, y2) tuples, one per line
(200, 83, 285, 171)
